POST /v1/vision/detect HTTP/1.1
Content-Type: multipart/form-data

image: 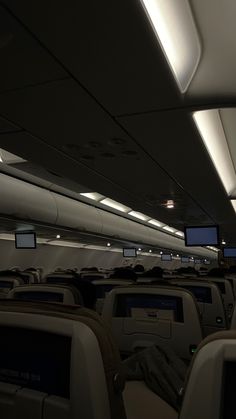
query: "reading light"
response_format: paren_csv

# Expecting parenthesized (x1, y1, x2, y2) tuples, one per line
(163, 226, 175, 233)
(56, 234, 61, 239)
(140, 0, 201, 93)
(193, 110, 236, 196)
(138, 248, 142, 251)
(166, 200, 175, 209)
(176, 254, 179, 257)
(100, 198, 131, 213)
(222, 240, 226, 245)
(160, 251, 163, 255)
(107, 242, 111, 247)
(149, 249, 152, 253)
(80, 192, 104, 201)
(128, 211, 150, 221)
(148, 219, 163, 227)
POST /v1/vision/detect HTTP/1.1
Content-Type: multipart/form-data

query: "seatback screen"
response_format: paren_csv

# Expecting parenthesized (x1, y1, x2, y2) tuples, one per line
(0, 327, 71, 398)
(15, 291, 64, 302)
(181, 257, 189, 263)
(115, 294, 184, 322)
(181, 285, 212, 303)
(184, 226, 219, 246)
(0, 281, 14, 289)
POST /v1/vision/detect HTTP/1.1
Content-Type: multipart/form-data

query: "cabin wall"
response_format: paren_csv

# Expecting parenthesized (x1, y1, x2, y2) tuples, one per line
(0, 239, 217, 276)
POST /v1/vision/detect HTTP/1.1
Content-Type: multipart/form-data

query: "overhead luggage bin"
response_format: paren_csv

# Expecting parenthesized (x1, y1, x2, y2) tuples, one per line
(7, 284, 83, 305)
(102, 286, 203, 360)
(179, 330, 236, 419)
(170, 279, 227, 336)
(0, 300, 127, 419)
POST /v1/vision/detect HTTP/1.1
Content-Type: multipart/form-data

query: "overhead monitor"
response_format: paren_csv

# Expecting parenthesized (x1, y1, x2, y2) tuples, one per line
(161, 254, 172, 261)
(184, 225, 219, 246)
(123, 248, 137, 258)
(181, 257, 189, 263)
(194, 259, 201, 264)
(15, 232, 36, 249)
(223, 248, 236, 258)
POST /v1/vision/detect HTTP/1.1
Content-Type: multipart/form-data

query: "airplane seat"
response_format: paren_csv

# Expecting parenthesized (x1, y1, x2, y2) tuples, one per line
(92, 280, 134, 314)
(123, 380, 177, 419)
(45, 274, 96, 310)
(170, 280, 227, 336)
(0, 277, 24, 298)
(0, 300, 127, 419)
(7, 284, 84, 305)
(80, 272, 108, 281)
(179, 330, 236, 419)
(202, 277, 234, 320)
(102, 286, 203, 360)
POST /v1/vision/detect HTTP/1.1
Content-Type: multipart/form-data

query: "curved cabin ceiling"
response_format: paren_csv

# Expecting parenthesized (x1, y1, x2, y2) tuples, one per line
(0, 1, 235, 250)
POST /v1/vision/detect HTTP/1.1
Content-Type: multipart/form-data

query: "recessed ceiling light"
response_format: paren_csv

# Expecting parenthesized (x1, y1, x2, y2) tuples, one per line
(176, 254, 179, 257)
(80, 192, 104, 201)
(163, 226, 175, 233)
(100, 198, 131, 213)
(148, 219, 163, 227)
(107, 242, 111, 247)
(138, 248, 142, 251)
(128, 211, 150, 221)
(56, 234, 61, 239)
(166, 200, 175, 209)
(140, 0, 201, 93)
(149, 249, 152, 253)
(160, 251, 163, 255)
(222, 240, 226, 245)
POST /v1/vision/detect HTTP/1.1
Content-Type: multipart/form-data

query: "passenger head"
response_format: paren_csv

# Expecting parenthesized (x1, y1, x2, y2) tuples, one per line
(144, 266, 163, 278)
(133, 264, 145, 273)
(110, 267, 137, 280)
(208, 268, 225, 278)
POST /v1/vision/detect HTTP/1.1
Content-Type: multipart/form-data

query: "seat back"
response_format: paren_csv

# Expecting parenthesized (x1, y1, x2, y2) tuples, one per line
(7, 284, 83, 305)
(170, 279, 227, 336)
(0, 300, 127, 419)
(102, 286, 203, 360)
(81, 272, 108, 280)
(225, 274, 236, 297)
(179, 330, 236, 419)
(202, 277, 234, 319)
(92, 280, 133, 314)
(0, 277, 24, 298)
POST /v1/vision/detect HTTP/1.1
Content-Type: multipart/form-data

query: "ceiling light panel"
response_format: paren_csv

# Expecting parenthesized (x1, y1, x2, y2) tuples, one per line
(193, 110, 236, 196)
(163, 226, 175, 233)
(175, 231, 184, 237)
(140, 0, 201, 92)
(148, 219, 164, 227)
(128, 211, 151, 221)
(100, 198, 131, 213)
(80, 192, 104, 201)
